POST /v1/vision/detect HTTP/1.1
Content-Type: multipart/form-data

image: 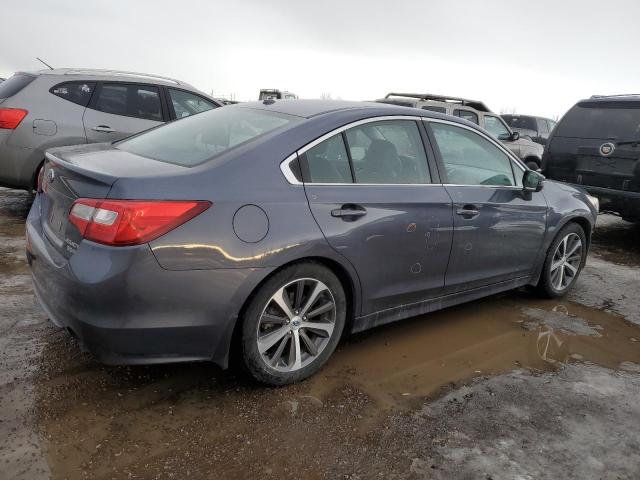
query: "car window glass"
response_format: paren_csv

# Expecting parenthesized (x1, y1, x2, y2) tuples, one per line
(538, 118, 549, 134)
(422, 105, 447, 113)
(453, 109, 479, 125)
(0, 74, 36, 99)
(555, 102, 640, 140)
(547, 119, 556, 131)
(483, 115, 511, 139)
(345, 120, 430, 184)
(431, 122, 515, 186)
(51, 82, 95, 107)
(304, 135, 352, 183)
(502, 115, 537, 131)
(117, 107, 297, 167)
(94, 84, 162, 121)
(168, 89, 216, 119)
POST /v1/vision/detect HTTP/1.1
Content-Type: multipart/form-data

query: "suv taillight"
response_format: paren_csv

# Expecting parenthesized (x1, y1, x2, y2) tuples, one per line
(68, 199, 211, 246)
(0, 108, 28, 129)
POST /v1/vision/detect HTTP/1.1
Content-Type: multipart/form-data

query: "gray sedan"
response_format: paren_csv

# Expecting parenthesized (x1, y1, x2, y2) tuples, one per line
(26, 100, 598, 385)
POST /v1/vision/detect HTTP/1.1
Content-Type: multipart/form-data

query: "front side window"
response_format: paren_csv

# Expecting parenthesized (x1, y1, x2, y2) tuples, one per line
(431, 122, 515, 186)
(345, 120, 431, 184)
(483, 115, 511, 140)
(94, 83, 162, 121)
(51, 81, 95, 107)
(303, 135, 352, 183)
(453, 109, 479, 125)
(168, 89, 216, 119)
(117, 107, 297, 167)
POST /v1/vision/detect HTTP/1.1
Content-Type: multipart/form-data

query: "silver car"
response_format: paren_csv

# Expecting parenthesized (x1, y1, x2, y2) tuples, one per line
(0, 69, 221, 190)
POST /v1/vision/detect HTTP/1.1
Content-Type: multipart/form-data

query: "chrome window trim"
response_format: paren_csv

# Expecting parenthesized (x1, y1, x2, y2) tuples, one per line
(424, 118, 527, 173)
(279, 115, 424, 185)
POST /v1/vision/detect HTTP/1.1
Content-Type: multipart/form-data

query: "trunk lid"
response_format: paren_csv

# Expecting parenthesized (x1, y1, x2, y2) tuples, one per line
(40, 143, 189, 256)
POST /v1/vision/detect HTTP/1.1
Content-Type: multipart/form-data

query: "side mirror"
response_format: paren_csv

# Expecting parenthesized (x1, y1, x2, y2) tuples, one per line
(510, 131, 520, 141)
(523, 170, 545, 192)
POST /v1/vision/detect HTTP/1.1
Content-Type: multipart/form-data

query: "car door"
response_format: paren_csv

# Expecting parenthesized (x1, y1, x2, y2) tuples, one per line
(83, 82, 166, 143)
(425, 119, 547, 293)
(301, 117, 454, 315)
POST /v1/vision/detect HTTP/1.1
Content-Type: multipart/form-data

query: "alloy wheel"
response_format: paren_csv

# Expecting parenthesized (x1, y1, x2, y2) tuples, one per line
(550, 233, 583, 291)
(256, 278, 336, 372)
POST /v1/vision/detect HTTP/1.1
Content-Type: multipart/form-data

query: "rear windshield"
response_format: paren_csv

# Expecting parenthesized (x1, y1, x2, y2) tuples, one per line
(0, 73, 35, 99)
(116, 107, 298, 166)
(554, 102, 640, 140)
(502, 115, 536, 131)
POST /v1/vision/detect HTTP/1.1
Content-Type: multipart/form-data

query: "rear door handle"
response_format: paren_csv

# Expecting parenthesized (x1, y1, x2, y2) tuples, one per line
(331, 204, 367, 220)
(456, 204, 480, 219)
(92, 125, 114, 133)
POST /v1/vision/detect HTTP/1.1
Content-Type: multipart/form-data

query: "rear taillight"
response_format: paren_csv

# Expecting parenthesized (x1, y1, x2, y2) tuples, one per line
(68, 199, 211, 246)
(0, 108, 28, 129)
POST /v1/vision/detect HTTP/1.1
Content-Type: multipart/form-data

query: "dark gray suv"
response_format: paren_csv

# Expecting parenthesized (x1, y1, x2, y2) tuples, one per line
(0, 69, 221, 191)
(27, 100, 598, 385)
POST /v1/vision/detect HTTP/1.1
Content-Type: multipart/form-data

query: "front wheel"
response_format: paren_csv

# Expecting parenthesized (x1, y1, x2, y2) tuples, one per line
(537, 223, 587, 298)
(240, 262, 346, 385)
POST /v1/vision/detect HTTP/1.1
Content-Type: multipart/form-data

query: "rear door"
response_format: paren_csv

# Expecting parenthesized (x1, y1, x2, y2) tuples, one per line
(83, 82, 166, 143)
(301, 117, 454, 315)
(426, 119, 547, 293)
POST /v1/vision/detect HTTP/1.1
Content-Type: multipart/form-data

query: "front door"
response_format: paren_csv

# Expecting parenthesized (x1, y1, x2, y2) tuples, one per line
(83, 82, 165, 143)
(301, 118, 454, 315)
(426, 120, 547, 293)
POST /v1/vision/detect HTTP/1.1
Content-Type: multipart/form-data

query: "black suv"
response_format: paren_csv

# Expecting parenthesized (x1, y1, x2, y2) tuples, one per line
(502, 114, 557, 146)
(543, 95, 640, 222)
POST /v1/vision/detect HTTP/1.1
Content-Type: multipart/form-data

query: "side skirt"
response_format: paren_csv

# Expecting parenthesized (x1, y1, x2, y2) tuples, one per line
(351, 275, 532, 333)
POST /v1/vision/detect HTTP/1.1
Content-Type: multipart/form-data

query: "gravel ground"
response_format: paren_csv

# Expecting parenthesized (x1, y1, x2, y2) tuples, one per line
(1, 187, 639, 479)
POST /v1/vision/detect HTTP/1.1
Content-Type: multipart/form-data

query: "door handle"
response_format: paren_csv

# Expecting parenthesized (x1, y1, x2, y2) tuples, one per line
(456, 204, 480, 219)
(331, 204, 367, 220)
(92, 125, 114, 133)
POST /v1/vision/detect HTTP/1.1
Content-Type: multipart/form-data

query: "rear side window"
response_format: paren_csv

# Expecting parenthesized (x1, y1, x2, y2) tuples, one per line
(503, 115, 537, 131)
(0, 74, 35, 99)
(303, 135, 352, 183)
(453, 109, 479, 125)
(346, 120, 431, 184)
(554, 102, 640, 140)
(168, 89, 216, 119)
(422, 105, 446, 113)
(93, 83, 162, 121)
(117, 107, 297, 166)
(431, 122, 515, 186)
(51, 82, 95, 107)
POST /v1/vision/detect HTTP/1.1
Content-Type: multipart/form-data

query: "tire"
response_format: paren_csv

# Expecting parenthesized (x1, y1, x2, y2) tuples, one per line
(537, 223, 587, 298)
(526, 160, 540, 171)
(240, 261, 346, 385)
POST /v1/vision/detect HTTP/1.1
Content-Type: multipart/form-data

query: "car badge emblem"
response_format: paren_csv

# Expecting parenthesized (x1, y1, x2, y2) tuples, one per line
(599, 142, 615, 156)
(47, 169, 55, 183)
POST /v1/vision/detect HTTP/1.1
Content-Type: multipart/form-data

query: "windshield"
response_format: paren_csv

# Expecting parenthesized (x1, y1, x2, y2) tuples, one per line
(0, 73, 35, 99)
(502, 115, 537, 131)
(117, 107, 298, 166)
(554, 102, 640, 140)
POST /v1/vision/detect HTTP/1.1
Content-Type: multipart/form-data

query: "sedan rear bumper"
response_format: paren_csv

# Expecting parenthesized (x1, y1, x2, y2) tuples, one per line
(26, 195, 272, 367)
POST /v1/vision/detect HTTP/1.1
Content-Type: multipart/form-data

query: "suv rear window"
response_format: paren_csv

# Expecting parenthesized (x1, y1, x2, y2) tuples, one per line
(503, 115, 537, 131)
(554, 102, 640, 140)
(116, 107, 298, 166)
(0, 74, 35, 99)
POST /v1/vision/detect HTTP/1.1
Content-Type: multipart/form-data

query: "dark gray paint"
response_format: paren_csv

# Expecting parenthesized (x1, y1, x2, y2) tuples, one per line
(27, 100, 598, 368)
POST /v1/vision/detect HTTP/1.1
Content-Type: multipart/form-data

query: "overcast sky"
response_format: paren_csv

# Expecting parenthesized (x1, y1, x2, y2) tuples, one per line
(1, 0, 639, 118)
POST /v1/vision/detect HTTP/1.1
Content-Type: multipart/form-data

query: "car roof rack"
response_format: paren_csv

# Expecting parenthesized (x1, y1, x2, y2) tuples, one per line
(61, 69, 182, 85)
(384, 92, 491, 112)
(590, 94, 640, 99)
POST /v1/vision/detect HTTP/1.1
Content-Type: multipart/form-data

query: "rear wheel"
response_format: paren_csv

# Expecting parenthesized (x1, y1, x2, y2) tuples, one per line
(537, 223, 587, 298)
(241, 262, 346, 385)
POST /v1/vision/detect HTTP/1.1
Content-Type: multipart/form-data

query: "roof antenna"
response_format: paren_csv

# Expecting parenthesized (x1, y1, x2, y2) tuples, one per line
(35, 57, 54, 70)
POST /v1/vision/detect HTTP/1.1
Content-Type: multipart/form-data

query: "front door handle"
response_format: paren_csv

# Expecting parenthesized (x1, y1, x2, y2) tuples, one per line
(92, 125, 114, 133)
(331, 204, 367, 220)
(456, 204, 480, 219)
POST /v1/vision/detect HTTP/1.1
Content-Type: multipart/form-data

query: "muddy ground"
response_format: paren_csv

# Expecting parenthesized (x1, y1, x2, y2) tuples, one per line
(1, 187, 639, 480)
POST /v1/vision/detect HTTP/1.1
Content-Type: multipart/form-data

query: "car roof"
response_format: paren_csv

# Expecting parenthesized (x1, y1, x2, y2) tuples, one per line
(19, 68, 193, 88)
(230, 99, 446, 119)
(581, 94, 640, 105)
(502, 114, 554, 121)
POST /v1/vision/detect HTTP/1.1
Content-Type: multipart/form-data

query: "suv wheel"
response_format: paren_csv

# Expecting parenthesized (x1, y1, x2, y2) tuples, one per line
(525, 159, 540, 170)
(537, 223, 587, 298)
(241, 262, 346, 385)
